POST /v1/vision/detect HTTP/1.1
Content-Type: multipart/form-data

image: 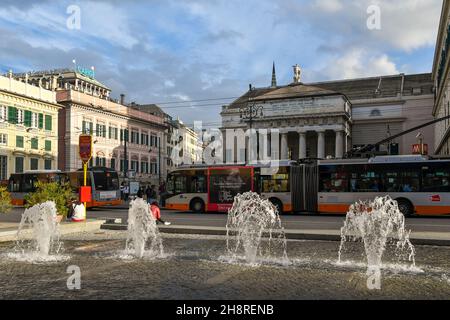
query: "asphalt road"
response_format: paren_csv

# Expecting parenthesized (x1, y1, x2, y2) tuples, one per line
(3, 206, 450, 233)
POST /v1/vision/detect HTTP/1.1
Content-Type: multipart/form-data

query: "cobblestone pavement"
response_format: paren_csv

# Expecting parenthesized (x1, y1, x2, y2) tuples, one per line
(1, 231, 450, 300)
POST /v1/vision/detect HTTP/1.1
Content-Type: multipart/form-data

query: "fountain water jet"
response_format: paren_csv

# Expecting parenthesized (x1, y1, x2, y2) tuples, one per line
(338, 196, 416, 289)
(12, 201, 64, 261)
(225, 192, 289, 265)
(125, 198, 164, 259)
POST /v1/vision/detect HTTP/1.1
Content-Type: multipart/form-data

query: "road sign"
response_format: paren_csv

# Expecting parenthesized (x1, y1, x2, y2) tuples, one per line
(79, 135, 92, 163)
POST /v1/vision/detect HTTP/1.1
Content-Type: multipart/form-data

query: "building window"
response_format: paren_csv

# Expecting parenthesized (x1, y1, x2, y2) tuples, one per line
(141, 133, 149, 146)
(370, 109, 382, 117)
(141, 161, 149, 174)
(16, 136, 24, 148)
(31, 137, 39, 150)
(44, 115, 52, 131)
(109, 127, 118, 140)
(38, 113, 44, 129)
(96, 123, 107, 137)
(45, 140, 51, 151)
(131, 160, 138, 172)
(31, 113, 38, 128)
(15, 157, 24, 173)
(44, 159, 52, 170)
(82, 120, 93, 134)
(0, 105, 7, 122)
(110, 158, 116, 170)
(0, 155, 7, 180)
(120, 129, 129, 142)
(131, 131, 139, 144)
(0, 133, 7, 145)
(95, 157, 106, 167)
(30, 158, 39, 170)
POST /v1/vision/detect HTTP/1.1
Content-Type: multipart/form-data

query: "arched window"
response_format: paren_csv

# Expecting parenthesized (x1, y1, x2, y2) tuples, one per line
(370, 109, 382, 117)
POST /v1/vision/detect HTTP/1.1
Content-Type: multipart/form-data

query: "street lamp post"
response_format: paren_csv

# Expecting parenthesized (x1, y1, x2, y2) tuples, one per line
(239, 90, 263, 164)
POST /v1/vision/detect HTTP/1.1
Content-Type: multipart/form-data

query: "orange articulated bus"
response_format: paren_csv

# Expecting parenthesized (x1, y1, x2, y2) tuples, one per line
(8, 167, 122, 208)
(164, 156, 450, 216)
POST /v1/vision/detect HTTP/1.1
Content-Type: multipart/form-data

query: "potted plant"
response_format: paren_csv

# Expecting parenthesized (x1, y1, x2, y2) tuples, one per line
(24, 181, 75, 223)
(0, 186, 12, 214)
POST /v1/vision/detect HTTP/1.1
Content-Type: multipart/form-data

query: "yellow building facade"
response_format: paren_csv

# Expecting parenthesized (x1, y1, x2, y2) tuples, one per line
(0, 72, 60, 183)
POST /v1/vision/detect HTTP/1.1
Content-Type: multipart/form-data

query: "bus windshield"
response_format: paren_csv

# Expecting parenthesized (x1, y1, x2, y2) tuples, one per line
(92, 171, 119, 191)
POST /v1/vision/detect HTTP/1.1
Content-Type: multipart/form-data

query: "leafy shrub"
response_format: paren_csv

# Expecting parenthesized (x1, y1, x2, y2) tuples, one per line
(24, 181, 75, 217)
(0, 186, 12, 214)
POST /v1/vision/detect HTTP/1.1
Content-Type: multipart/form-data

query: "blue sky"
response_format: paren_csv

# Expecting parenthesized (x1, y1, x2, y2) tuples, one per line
(0, 0, 442, 127)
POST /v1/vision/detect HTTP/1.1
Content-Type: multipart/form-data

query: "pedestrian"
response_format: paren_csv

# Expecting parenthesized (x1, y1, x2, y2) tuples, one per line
(124, 184, 130, 201)
(146, 185, 157, 204)
(145, 185, 153, 204)
(120, 182, 125, 201)
(137, 187, 144, 199)
(150, 201, 171, 225)
(159, 181, 167, 206)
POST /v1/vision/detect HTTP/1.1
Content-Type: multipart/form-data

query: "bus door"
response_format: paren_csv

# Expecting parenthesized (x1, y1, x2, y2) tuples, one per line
(291, 162, 318, 213)
(207, 167, 254, 212)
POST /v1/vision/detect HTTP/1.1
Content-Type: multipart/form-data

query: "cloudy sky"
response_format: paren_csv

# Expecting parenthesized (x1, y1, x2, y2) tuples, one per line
(0, 0, 442, 127)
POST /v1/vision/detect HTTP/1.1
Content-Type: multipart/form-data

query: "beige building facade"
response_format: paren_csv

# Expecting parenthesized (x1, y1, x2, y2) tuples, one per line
(0, 72, 60, 183)
(221, 67, 434, 161)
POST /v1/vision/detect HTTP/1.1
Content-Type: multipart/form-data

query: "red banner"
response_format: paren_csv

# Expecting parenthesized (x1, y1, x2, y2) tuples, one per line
(412, 144, 428, 155)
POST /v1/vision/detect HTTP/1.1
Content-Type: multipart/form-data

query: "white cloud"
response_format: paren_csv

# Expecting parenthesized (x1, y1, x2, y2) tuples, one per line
(314, 0, 343, 13)
(324, 49, 399, 80)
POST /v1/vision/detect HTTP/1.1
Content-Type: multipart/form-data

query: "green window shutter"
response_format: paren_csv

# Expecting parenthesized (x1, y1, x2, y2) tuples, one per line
(109, 127, 112, 139)
(82, 121, 86, 134)
(96, 124, 100, 137)
(89, 122, 93, 134)
(8, 107, 17, 124)
(120, 129, 123, 141)
(103, 125, 106, 137)
(31, 138, 38, 150)
(24, 110, 32, 127)
(38, 113, 44, 129)
(45, 140, 51, 151)
(16, 136, 23, 148)
(44, 115, 52, 131)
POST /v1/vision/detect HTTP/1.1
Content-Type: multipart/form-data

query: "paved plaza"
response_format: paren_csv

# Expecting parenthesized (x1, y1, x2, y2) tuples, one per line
(1, 231, 450, 300)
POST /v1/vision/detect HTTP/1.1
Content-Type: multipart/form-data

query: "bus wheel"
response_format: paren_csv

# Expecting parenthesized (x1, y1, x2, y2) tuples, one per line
(191, 199, 205, 213)
(269, 198, 283, 214)
(396, 199, 414, 217)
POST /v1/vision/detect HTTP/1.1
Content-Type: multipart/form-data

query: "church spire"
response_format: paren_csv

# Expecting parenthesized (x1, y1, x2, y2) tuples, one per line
(271, 61, 277, 88)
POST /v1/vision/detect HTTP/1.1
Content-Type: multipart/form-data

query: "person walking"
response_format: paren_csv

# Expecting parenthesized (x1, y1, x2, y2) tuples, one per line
(149, 186, 153, 205)
(150, 201, 171, 225)
(137, 187, 144, 199)
(159, 182, 167, 206)
(124, 184, 130, 202)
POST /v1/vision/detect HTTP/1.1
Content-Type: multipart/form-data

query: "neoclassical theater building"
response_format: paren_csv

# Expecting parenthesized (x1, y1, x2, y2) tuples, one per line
(221, 65, 434, 162)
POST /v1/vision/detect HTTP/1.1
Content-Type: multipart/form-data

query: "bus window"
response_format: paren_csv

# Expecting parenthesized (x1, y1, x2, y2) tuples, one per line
(92, 171, 119, 191)
(261, 173, 290, 193)
(401, 172, 420, 192)
(351, 171, 381, 192)
(189, 176, 206, 193)
(384, 172, 401, 192)
(8, 175, 21, 192)
(422, 166, 450, 192)
(320, 166, 348, 193)
(175, 176, 187, 193)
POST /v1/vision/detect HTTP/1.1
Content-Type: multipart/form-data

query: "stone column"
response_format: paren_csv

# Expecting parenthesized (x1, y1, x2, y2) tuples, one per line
(335, 130, 344, 159)
(281, 132, 289, 160)
(298, 131, 306, 159)
(317, 131, 325, 159)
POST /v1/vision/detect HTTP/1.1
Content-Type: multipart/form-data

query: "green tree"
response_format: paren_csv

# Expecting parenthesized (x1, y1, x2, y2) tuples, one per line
(24, 181, 75, 217)
(0, 186, 12, 214)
